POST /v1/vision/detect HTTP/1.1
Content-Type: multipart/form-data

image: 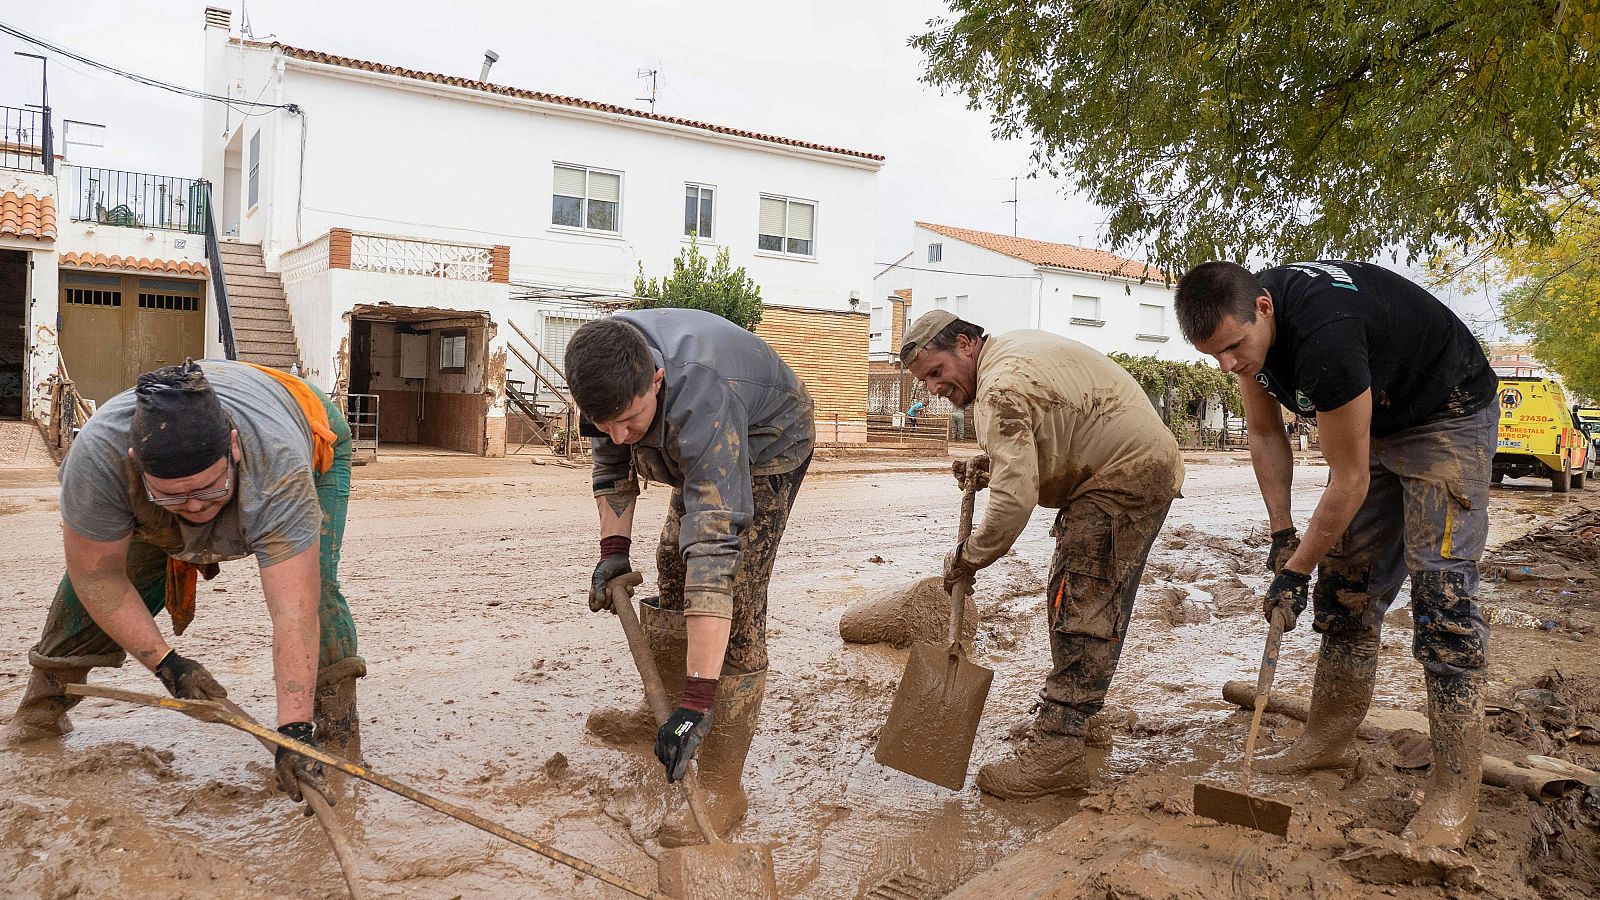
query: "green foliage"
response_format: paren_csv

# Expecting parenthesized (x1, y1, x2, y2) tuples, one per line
(633, 238, 764, 329)
(1109, 352, 1241, 438)
(913, 2, 1600, 273)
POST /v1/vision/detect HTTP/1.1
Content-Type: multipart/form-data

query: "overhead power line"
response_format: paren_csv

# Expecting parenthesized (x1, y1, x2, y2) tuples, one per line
(0, 20, 295, 114)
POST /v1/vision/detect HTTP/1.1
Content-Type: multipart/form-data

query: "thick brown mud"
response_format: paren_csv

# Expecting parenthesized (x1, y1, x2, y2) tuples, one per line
(0, 453, 1596, 897)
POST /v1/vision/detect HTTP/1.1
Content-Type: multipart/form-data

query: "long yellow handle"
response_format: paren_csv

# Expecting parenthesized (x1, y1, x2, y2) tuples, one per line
(66, 684, 668, 900)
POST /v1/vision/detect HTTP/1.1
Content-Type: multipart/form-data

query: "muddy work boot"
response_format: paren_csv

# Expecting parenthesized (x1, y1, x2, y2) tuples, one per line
(977, 705, 1092, 800)
(1258, 633, 1378, 774)
(1, 665, 90, 747)
(588, 598, 686, 748)
(313, 657, 367, 764)
(658, 668, 765, 848)
(1401, 672, 1485, 851)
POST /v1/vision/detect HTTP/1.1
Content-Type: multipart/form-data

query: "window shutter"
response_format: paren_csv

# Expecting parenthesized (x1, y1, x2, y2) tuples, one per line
(553, 165, 587, 197)
(787, 201, 814, 240)
(759, 197, 786, 236)
(1139, 303, 1164, 334)
(587, 171, 621, 202)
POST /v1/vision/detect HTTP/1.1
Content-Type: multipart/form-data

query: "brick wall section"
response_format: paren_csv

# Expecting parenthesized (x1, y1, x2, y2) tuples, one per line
(327, 228, 352, 269)
(753, 304, 868, 441)
(417, 391, 488, 454)
(489, 245, 511, 283)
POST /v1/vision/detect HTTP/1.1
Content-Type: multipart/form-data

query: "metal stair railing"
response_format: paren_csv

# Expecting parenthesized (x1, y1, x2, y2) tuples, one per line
(197, 180, 238, 360)
(505, 318, 587, 462)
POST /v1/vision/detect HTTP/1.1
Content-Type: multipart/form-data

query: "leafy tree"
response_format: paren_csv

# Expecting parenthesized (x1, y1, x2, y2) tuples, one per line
(1108, 352, 1241, 439)
(1499, 187, 1600, 401)
(913, 2, 1600, 273)
(633, 239, 764, 329)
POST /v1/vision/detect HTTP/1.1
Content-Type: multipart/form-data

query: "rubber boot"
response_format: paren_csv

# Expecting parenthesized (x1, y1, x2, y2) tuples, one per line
(587, 598, 685, 747)
(976, 703, 1091, 800)
(1258, 632, 1378, 774)
(1, 665, 90, 747)
(314, 657, 366, 764)
(658, 668, 765, 848)
(1401, 671, 1484, 850)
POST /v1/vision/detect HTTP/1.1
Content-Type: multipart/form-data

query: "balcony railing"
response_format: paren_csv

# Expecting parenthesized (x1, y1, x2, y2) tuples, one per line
(0, 105, 50, 174)
(348, 231, 495, 281)
(64, 166, 204, 233)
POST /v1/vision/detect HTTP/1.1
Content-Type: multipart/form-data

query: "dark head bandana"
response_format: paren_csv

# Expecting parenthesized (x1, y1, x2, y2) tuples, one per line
(131, 360, 232, 479)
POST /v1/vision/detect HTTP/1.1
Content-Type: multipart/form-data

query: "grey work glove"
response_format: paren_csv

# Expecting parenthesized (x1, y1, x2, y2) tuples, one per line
(943, 541, 978, 595)
(590, 555, 632, 612)
(1262, 569, 1312, 631)
(153, 650, 228, 701)
(273, 721, 329, 805)
(1267, 527, 1301, 575)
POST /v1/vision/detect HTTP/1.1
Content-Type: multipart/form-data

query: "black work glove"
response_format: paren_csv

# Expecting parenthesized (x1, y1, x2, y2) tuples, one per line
(589, 535, 633, 612)
(655, 707, 714, 782)
(1267, 526, 1301, 575)
(274, 721, 328, 804)
(1262, 569, 1312, 631)
(154, 650, 228, 701)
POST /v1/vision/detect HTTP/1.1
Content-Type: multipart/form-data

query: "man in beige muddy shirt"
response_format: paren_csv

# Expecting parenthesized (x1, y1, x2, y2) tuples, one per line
(902, 311, 1183, 799)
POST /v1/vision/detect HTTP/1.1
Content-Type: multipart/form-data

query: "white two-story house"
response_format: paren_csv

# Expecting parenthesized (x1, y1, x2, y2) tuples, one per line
(200, 7, 882, 454)
(872, 222, 1205, 363)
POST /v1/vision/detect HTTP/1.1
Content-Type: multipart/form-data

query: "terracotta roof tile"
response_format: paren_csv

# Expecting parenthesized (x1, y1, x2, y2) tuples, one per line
(59, 252, 208, 276)
(0, 192, 57, 242)
(243, 39, 885, 163)
(918, 222, 1167, 281)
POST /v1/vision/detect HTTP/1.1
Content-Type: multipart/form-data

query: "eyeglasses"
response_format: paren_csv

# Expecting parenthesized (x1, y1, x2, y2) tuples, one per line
(143, 458, 233, 507)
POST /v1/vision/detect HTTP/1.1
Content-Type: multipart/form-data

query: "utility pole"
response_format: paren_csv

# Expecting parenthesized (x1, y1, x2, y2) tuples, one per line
(1002, 176, 1018, 236)
(636, 68, 659, 113)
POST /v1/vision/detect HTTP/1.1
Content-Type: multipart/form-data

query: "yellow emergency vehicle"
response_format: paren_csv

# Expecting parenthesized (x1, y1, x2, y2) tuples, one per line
(1493, 378, 1592, 492)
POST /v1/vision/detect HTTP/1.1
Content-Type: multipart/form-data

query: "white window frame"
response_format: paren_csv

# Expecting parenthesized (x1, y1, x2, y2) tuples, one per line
(551, 163, 624, 235)
(1136, 303, 1170, 342)
(928, 242, 943, 263)
(1070, 294, 1103, 326)
(756, 194, 817, 259)
(684, 182, 716, 242)
(956, 295, 970, 318)
(247, 130, 261, 210)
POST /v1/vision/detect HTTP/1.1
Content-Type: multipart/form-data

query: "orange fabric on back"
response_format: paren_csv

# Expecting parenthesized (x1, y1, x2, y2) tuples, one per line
(166, 557, 200, 636)
(242, 363, 336, 475)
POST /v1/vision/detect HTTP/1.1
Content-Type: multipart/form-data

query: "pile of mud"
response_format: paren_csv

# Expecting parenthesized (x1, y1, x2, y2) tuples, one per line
(839, 576, 979, 648)
(1483, 506, 1600, 636)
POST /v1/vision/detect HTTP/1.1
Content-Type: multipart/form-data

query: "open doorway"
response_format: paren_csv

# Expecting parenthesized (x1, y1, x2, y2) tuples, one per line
(0, 250, 25, 418)
(346, 305, 493, 455)
(221, 129, 243, 237)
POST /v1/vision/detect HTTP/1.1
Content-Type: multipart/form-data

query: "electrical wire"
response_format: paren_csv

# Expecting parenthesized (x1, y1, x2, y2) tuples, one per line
(0, 20, 294, 115)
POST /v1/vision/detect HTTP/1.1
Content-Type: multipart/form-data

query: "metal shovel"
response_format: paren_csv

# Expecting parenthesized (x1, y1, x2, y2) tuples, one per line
(874, 458, 994, 790)
(1192, 608, 1296, 837)
(605, 572, 780, 900)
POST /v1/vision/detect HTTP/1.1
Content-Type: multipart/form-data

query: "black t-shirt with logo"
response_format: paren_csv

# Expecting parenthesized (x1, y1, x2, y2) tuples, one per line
(1254, 261, 1496, 437)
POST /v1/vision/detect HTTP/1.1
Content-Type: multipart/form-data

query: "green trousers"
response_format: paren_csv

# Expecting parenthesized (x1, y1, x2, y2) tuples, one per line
(29, 387, 360, 679)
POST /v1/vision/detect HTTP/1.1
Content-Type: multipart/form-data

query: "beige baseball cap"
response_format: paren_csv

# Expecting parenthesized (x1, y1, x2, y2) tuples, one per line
(898, 309, 959, 366)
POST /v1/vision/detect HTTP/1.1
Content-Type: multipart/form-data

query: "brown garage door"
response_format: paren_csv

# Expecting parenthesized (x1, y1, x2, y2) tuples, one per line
(60, 272, 206, 406)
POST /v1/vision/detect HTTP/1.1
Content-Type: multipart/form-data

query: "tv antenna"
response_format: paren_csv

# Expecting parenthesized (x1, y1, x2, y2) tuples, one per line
(636, 68, 658, 113)
(1001, 176, 1019, 236)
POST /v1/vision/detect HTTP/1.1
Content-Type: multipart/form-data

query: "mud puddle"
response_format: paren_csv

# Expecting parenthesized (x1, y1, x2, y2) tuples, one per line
(0, 461, 1595, 897)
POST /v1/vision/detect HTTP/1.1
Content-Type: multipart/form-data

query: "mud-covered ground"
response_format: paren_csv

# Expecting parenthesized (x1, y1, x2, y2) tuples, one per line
(1, 450, 1597, 898)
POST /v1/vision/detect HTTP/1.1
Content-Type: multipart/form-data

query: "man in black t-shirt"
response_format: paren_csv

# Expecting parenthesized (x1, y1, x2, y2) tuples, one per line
(1175, 261, 1497, 854)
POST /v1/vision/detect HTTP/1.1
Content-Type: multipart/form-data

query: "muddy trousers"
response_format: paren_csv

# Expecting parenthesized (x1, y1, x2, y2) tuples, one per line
(1310, 402, 1497, 676)
(652, 455, 811, 676)
(1038, 499, 1171, 738)
(16, 388, 363, 735)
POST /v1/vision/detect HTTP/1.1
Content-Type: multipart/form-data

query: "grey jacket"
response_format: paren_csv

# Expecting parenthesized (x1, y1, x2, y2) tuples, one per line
(590, 309, 814, 603)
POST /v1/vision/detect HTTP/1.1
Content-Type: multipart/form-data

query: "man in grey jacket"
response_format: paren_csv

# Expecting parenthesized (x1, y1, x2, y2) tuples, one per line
(566, 308, 813, 847)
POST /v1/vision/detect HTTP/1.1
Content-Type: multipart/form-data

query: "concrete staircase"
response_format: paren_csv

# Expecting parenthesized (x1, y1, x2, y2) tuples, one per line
(219, 241, 299, 371)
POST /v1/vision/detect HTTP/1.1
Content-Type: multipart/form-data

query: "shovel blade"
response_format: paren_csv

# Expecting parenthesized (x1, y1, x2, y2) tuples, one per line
(658, 842, 779, 900)
(1192, 782, 1293, 837)
(875, 642, 995, 790)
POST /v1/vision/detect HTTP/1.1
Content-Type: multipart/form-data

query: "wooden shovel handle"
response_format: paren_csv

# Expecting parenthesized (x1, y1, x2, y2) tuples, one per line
(948, 460, 980, 652)
(606, 573, 725, 848)
(1241, 611, 1288, 782)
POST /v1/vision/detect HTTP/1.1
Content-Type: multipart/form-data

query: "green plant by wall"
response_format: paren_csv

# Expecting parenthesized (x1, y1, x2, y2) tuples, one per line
(1108, 352, 1241, 439)
(633, 237, 764, 329)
